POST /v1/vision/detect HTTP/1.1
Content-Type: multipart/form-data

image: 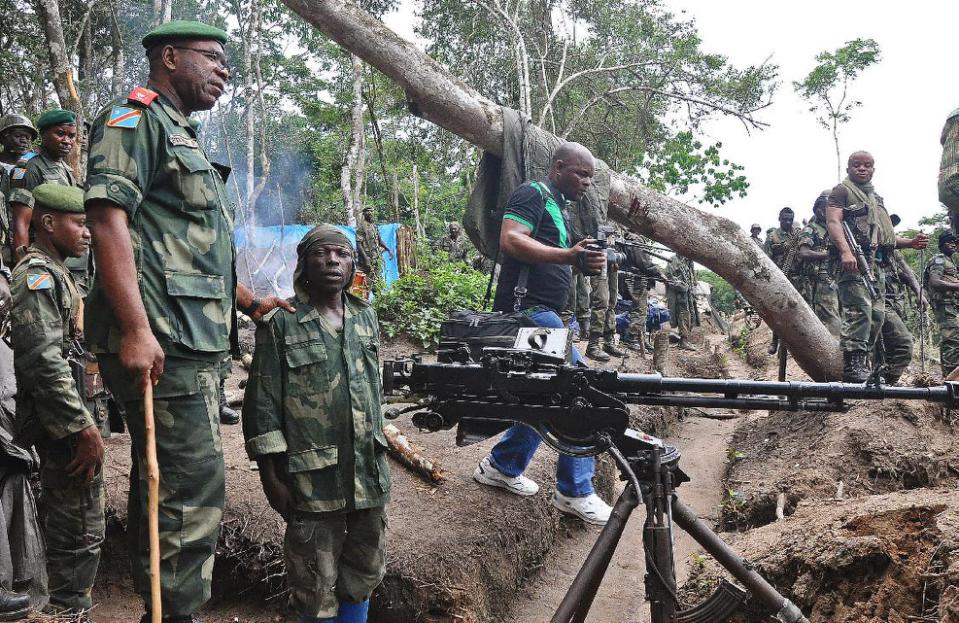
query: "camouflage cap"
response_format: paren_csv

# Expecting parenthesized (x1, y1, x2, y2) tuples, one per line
(33, 183, 85, 214)
(36, 109, 76, 132)
(142, 20, 228, 49)
(293, 224, 356, 300)
(0, 113, 38, 139)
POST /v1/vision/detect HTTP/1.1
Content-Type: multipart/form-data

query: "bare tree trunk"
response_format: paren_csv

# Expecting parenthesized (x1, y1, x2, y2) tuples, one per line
(341, 54, 364, 227)
(35, 0, 84, 179)
(278, 0, 842, 380)
(109, 2, 125, 97)
(153, 0, 172, 25)
(248, 0, 271, 211)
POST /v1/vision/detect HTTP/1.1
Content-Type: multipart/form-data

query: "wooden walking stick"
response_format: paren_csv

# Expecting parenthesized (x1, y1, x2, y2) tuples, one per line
(144, 379, 162, 623)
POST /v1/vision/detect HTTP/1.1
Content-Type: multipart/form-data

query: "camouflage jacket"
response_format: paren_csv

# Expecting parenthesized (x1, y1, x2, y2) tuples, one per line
(439, 234, 471, 263)
(763, 227, 798, 269)
(8, 151, 76, 208)
(927, 253, 959, 309)
(84, 87, 236, 361)
(355, 219, 382, 271)
(797, 221, 835, 280)
(665, 256, 695, 296)
(242, 293, 390, 513)
(11, 245, 95, 443)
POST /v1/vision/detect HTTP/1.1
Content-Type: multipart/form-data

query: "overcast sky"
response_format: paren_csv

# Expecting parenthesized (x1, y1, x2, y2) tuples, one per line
(383, 1, 957, 235)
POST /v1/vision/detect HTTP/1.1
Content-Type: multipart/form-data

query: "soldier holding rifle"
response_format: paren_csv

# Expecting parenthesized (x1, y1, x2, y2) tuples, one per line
(926, 232, 959, 377)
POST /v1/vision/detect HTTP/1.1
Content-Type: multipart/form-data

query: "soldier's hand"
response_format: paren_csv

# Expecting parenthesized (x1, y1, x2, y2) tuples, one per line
(910, 234, 930, 250)
(261, 474, 292, 521)
(840, 251, 858, 273)
(250, 296, 296, 322)
(67, 425, 104, 484)
(120, 327, 165, 392)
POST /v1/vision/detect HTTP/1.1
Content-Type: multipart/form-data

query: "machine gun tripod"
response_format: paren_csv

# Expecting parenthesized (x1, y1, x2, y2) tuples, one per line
(382, 343, 959, 623)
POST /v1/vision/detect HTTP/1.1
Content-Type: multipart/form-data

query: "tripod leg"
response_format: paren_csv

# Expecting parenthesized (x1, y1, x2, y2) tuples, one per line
(671, 499, 809, 623)
(550, 485, 639, 623)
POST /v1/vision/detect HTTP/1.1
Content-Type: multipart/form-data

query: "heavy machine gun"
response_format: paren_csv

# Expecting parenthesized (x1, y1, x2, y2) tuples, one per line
(382, 330, 959, 623)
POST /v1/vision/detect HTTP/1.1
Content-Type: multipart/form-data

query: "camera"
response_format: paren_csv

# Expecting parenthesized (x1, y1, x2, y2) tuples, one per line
(584, 226, 626, 277)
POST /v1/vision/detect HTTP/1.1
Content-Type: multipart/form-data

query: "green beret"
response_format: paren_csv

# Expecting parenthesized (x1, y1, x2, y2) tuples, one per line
(37, 109, 76, 132)
(142, 20, 228, 49)
(33, 184, 85, 214)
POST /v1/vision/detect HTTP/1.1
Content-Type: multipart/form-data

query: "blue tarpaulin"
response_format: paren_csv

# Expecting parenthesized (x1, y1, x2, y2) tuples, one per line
(234, 223, 401, 289)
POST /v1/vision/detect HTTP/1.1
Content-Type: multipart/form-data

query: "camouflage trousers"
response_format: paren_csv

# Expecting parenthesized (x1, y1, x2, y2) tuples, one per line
(589, 267, 618, 336)
(803, 276, 841, 337)
(100, 356, 225, 617)
(284, 506, 387, 619)
(880, 304, 914, 380)
(625, 275, 649, 342)
(666, 288, 693, 340)
(562, 273, 591, 328)
(934, 303, 959, 377)
(837, 269, 886, 354)
(37, 436, 105, 611)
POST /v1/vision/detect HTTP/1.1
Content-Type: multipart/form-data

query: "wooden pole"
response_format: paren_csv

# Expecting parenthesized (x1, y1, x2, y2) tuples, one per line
(144, 381, 162, 622)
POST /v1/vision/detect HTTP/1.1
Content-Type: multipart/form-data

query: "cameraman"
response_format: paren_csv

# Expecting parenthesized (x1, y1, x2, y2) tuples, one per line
(474, 142, 612, 526)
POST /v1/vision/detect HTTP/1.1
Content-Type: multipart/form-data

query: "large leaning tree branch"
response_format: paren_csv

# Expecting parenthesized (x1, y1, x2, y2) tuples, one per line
(279, 0, 842, 381)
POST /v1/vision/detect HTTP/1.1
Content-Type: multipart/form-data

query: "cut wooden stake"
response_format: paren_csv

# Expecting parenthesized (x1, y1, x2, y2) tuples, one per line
(383, 424, 446, 484)
(144, 381, 162, 622)
(775, 493, 785, 521)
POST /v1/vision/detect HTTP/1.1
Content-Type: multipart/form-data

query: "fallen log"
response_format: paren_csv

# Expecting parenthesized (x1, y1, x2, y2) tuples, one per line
(277, 0, 842, 381)
(384, 423, 447, 484)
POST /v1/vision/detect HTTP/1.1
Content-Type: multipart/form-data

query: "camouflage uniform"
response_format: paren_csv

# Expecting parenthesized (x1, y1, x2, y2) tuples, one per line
(879, 251, 914, 382)
(563, 272, 590, 334)
(588, 267, 618, 337)
(439, 232, 471, 264)
(84, 86, 236, 616)
(665, 255, 696, 343)
(797, 220, 841, 336)
(763, 227, 800, 282)
(8, 153, 93, 294)
(927, 253, 959, 376)
(243, 293, 389, 619)
(356, 218, 383, 285)
(11, 245, 105, 611)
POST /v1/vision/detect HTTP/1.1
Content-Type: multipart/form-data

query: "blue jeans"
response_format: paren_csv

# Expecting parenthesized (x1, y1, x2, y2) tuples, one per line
(488, 308, 596, 498)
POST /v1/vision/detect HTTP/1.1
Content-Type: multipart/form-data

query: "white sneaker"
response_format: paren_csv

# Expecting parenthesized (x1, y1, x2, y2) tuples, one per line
(473, 456, 539, 496)
(552, 491, 612, 525)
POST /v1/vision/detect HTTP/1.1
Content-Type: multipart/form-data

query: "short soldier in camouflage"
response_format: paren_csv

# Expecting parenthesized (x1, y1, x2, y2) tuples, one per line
(764, 207, 798, 355)
(796, 191, 841, 337)
(585, 258, 623, 361)
(439, 221, 471, 264)
(826, 151, 929, 382)
(620, 232, 663, 353)
(243, 225, 389, 623)
(10, 184, 103, 614)
(355, 207, 392, 289)
(749, 223, 763, 247)
(665, 254, 697, 351)
(83, 21, 293, 622)
(925, 232, 959, 377)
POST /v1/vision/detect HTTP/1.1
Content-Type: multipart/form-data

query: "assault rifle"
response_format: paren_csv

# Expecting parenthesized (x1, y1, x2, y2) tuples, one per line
(841, 221, 879, 298)
(382, 333, 959, 623)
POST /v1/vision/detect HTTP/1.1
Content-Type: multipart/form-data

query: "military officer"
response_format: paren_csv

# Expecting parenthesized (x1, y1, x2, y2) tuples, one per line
(11, 184, 102, 614)
(83, 21, 293, 621)
(439, 221, 471, 264)
(825, 151, 928, 382)
(243, 225, 389, 623)
(796, 191, 841, 336)
(665, 254, 697, 350)
(926, 232, 959, 377)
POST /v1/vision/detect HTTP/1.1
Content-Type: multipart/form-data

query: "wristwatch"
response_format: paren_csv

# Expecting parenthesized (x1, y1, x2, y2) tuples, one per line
(239, 296, 261, 317)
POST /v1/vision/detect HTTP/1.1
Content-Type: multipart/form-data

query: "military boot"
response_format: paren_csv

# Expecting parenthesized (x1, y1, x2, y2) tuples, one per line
(0, 588, 32, 620)
(585, 335, 610, 362)
(219, 378, 240, 425)
(678, 337, 698, 351)
(622, 333, 645, 353)
(767, 334, 779, 355)
(577, 319, 590, 342)
(842, 351, 870, 383)
(603, 335, 626, 357)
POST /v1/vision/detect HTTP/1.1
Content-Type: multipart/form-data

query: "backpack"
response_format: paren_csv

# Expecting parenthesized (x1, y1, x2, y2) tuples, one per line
(939, 108, 959, 212)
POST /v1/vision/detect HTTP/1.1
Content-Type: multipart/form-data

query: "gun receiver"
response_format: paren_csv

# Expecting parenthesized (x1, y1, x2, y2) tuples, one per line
(841, 221, 879, 298)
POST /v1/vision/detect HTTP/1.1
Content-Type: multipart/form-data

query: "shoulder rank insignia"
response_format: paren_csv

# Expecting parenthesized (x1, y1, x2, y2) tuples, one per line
(11, 168, 25, 180)
(127, 86, 158, 106)
(107, 106, 143, 129)
(26, 273, 52, 290)
(169, 134, 199, 149)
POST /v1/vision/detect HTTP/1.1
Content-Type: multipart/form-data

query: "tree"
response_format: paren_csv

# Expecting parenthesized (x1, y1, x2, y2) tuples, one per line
(278, 0, 842, 381)
(793, 38, 881, 182)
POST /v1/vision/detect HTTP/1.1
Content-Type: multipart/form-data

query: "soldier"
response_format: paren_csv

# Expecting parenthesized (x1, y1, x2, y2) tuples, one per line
(665, 254, 697, 350)
(585, 225, 625, 362)
(10, 184, 102, 614)
(0, 114, 38, 266)
(879, 215, 924, 385)
(749, 223, 763, 246)
(825, 151, 928, 382)
(563, 271, 590, 341)
(927, 232, 959, 377)
(796, 191, 841, 336)
(243, 225, 388, 623)
(619, 232, 664, 353)
(439, 221, 471, 264)
(83, 21, 293, 621)
(763, 207, 798, 354)
(355, 207, 393, 287)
